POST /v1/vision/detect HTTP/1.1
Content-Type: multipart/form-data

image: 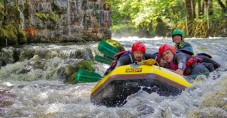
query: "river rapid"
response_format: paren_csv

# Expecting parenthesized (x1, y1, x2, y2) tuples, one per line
(0, 37, 227, 118)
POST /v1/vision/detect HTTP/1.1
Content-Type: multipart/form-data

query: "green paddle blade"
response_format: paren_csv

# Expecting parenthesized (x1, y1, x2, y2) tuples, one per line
(95, 55, 114, 65)
(75, 70, 102, 82)
(98, 40, 120, 59)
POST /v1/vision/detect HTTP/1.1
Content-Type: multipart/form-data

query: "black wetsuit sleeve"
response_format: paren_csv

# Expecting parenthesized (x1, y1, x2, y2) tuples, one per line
(115, 55, 132, 67)
(174, 52, 187, 71)
(197, 55, 221, 69)
(144, 53, 156, 60)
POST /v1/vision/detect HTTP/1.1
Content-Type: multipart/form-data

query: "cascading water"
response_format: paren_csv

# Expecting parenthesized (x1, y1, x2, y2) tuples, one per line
(0, 37, 227, 117)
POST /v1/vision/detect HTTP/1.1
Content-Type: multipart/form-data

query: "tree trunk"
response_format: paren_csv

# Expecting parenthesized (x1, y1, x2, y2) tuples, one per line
(209, 0, 213, 15)
(204, 0, 208, 15)
(217, 0, 227, 13)
(184, 0, 195, 21)
(198, 0, 204, 16)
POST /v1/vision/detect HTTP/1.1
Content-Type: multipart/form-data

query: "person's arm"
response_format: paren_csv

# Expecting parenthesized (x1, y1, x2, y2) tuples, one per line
(115, 55, 131, 67)
(175, 53, 188, 75)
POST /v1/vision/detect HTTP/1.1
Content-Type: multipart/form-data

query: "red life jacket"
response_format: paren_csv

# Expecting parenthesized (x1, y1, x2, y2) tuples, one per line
(168, 57, 202, 75)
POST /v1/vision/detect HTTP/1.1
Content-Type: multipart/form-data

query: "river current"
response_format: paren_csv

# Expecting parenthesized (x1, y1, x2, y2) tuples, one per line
(0, 37, 227, 118)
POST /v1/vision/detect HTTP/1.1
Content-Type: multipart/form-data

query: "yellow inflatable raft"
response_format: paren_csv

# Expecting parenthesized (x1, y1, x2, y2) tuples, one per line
(90, 64, 192, 107)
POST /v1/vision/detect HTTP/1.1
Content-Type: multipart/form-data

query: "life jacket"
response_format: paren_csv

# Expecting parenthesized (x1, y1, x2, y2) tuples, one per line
(104, 51, 132, 75)
(196, 53, 212, 58)
(178, 49, 194, 56)
(175, 42, 194, 53)
(168, 57, 202, 75)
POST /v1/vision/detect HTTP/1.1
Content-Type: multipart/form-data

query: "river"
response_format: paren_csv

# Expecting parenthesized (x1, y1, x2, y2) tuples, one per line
(0, 37, 227, 118)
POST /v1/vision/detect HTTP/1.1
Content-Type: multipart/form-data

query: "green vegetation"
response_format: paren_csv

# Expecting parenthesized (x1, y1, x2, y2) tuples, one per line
(23, 0, 30, 19)
(0, 24, 18, 46)
(35, 13, 48, 21)
(35, 12, 60, 24)
(17, 29, 27, 44)
(49, 12, 60, 24)
(76, 60, 94, 72)
(0, 2, 3, 20)
(106, 0, 227, 37)
(0, 0, 27, 46)
(65, 60, 95, 84)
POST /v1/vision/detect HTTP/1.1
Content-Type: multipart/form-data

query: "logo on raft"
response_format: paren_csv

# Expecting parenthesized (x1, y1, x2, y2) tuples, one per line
(125, 68, 142, 73)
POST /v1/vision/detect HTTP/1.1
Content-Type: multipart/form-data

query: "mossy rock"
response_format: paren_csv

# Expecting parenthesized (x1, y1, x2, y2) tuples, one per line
(35, 13, 48, 21)
(76, 60, 94, 72)
(64, 73, 77, 84)
(49, 12, 60, 24)
(187, 107, 227, 118)
(64, 60, 95, 84)
(200, 77, 227, 111)
(0, 24, 18, 46)
(0, 3, 4, 20)
(17, 29, 27, 44)
(106, 39, 125, 52)
(61, 65, 77, 84)
(18, 49, 35, 61)
(23, 0, 30, 19)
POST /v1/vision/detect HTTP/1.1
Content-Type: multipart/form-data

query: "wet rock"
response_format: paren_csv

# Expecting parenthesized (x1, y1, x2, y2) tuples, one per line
(17, 85, 26, 89)
(0, 61, 2, 66)
(0, 82, 15, 109)
(63, 60, 95, 84)
(200, 77, 227, 111)
(18, 49, 35, 61)
(29, 55, 46, 69)
(201, 90, 227, 111)
(35, 49, 49, 59)
(52, 0, 68, 14)
(187, 77, 227, 117)
(187, 107, 227, 118)
(76, 60, 94, 72)
(83, 48, 93, 60)
(0, 47, 15, 64)
(65, 65, 77, 79)
(15, 68, 31, 74)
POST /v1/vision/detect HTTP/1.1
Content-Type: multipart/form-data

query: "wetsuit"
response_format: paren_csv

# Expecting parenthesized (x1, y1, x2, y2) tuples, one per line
(168, 51, 209, 76)
(104, 52, 156, 75)
(196, 54, 221, 71)
(175, 41, 221, 72)
(175, 41, 194, 53)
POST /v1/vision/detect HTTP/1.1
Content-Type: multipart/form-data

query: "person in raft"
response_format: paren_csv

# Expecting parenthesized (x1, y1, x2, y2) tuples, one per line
(171, 29, 221, 71)
(172, 29, 194, 53)
(158, 44, 210, 76)
(104, 41, 156, 75)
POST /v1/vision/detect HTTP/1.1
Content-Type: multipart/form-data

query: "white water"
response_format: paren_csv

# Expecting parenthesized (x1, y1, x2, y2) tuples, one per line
(0, 37, 227, 117)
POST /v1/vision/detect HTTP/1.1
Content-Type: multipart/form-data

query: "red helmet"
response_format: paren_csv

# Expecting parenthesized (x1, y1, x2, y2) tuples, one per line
(131, 41, 146, 53)
(158, 44, 176, 57)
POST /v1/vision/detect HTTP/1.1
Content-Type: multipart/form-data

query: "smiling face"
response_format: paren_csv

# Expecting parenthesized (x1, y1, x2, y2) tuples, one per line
(132, 51, 144, 61)
(162, 50, 174, 63)
(172, 35, 182, 44)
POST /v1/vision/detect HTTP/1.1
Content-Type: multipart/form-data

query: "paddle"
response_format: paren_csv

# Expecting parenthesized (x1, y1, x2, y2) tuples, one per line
(98, 40, 120, 59)
(75, 70, 102, 82)
(95, 55, 114, 65)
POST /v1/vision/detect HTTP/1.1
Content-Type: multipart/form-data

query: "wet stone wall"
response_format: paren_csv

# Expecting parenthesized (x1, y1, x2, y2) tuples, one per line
(2, 0, 111, 43)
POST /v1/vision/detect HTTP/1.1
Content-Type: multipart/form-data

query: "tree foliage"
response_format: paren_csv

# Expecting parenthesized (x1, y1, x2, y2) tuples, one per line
(106, 0, 226, 37)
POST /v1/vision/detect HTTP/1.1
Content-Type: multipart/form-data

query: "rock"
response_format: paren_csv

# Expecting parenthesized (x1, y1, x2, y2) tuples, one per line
(0, 47, 15, 64)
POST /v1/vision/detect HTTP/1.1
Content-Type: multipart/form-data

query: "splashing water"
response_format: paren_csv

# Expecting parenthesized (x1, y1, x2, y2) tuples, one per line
(0, 37, 227, 117)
